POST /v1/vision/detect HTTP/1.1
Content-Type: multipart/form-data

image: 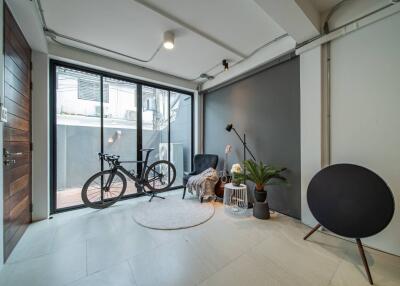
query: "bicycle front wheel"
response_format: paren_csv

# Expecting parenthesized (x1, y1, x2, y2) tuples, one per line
(81, 170, 127, 209)
(144, 160, 176, 192)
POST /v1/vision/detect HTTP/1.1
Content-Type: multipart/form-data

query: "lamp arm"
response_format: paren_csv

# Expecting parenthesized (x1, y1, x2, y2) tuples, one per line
(232, 128, 256, 161)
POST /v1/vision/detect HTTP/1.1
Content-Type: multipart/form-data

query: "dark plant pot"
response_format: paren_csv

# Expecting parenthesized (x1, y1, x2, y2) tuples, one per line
(254, 189, 267, 202)
(231, 173, 241, 186)
(232, 179, 241, 187)
(253, 188, 270, 219)
(253, 201, 270, 219)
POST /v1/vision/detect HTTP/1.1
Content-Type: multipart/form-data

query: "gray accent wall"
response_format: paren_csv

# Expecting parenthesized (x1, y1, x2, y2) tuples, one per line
(203, 57, 301, 219)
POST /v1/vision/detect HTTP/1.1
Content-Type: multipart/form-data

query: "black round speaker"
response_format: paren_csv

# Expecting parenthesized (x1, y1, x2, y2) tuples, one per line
(307, 164, 395, 238)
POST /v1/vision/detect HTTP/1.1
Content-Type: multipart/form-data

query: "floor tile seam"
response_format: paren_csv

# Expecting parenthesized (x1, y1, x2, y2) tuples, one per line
(126, 259, 139, 286)
(326, 258, 344, 286)
(193, 250, 251, 285)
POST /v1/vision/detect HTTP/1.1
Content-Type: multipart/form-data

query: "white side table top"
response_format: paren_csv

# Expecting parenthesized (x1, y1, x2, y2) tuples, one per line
(224, 183, 247, 190)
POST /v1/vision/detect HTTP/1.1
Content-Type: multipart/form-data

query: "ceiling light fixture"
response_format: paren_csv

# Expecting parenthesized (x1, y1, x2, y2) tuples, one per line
(222, 59, 229, 71)
(163, 31, 175, 50)
(200, 73, 215, 80)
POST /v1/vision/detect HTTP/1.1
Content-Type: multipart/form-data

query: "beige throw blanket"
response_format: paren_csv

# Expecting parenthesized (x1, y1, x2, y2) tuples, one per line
(187, 168, 219, 201)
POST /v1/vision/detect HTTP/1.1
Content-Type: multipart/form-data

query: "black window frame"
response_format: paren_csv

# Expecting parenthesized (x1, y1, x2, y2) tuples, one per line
(49, 59, 194, 214)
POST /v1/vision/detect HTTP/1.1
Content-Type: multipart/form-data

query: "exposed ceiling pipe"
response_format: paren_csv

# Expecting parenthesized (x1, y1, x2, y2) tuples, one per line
(36, 0, 289, 86)
(296, 1, 400, 54)
(44, 28, 164, 63)
(36, 0, 240, 82)
(178, 33, 289, 83)
(197, 33, 289, 83)
(323, 0, 348, 34)
(37, 0, 164, 63)
(323, 0, 398, 34)
(133, 0, 246, 58)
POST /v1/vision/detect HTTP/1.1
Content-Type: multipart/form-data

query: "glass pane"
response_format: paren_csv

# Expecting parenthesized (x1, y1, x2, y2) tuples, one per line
(103, 77, 137, 196)
(142, 86, 170, 177)
(170, 92, 192, 186)
(56, 66, 101, 209)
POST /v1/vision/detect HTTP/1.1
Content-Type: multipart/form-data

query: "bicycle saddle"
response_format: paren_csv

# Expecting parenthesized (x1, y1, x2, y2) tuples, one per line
(139, 148, 154, 152)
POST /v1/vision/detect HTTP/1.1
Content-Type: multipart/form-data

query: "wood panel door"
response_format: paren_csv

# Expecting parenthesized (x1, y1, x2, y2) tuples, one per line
(3, 4, 32, 261)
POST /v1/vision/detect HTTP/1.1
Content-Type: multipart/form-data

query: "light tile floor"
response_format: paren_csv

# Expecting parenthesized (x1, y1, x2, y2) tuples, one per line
(1, 190, 399, 286)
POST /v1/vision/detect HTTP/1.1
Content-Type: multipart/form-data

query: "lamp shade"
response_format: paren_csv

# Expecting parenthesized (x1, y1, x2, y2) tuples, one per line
(225, 124, 233, 132)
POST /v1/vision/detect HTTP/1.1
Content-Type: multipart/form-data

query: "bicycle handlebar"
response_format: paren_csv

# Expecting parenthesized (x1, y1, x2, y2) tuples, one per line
(98, 153, 120, 163)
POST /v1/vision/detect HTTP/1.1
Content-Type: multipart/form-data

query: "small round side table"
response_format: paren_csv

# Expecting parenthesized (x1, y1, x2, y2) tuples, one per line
(223, 183, 248, 213)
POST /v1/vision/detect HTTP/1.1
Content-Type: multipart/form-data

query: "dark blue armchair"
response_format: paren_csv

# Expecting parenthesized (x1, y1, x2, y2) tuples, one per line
(182, 154, 219, 201)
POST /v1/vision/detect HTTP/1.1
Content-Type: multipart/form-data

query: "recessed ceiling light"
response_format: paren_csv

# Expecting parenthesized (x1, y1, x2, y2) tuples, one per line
(163, 31, 175, 50)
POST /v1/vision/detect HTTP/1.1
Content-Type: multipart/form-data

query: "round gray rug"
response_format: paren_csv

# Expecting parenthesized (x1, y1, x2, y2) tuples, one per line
(132, 195, 215, 230)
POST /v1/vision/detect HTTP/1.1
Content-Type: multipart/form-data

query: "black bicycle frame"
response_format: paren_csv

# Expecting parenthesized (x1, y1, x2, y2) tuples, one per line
(106, 149, 153, 188)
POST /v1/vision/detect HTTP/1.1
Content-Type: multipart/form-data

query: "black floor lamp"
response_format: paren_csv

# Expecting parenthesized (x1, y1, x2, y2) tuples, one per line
(225, 123, 256, 162)
(226, 123, 256, 208)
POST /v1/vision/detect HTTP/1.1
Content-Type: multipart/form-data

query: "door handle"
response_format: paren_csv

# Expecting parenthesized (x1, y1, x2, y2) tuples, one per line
(4, 159, 16, 166)
(4, 150, 23, 157)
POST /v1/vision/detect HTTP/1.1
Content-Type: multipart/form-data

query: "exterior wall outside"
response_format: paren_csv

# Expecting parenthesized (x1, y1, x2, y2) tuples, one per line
(56, 96, 191, 193)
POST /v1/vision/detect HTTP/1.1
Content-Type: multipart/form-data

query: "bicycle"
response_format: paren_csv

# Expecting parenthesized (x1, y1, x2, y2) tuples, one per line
(81, 148, 176, 209)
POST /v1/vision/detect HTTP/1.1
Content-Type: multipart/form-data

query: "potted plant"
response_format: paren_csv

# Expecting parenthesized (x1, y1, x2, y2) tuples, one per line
(238, 160, 287, 219)
(230, 163, 243, 186)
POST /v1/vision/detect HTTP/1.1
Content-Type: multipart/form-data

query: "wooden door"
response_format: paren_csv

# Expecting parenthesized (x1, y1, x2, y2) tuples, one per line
(3, 4, 32, 261)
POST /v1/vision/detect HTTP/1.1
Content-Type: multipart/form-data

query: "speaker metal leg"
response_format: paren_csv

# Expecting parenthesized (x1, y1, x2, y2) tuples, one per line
(356, 239, 373, 285)
(303, 224, 321, 240)
(303, 226, 373, 284)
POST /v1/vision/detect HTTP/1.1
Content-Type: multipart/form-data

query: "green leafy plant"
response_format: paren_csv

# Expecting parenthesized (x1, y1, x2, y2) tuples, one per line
(237, 160, 287, 191)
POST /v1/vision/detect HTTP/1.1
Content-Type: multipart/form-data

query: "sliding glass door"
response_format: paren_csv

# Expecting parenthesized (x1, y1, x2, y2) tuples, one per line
(170, 92, 192, 186)
(142, 86, 169, 165)
(141, 88, 193, 188)
(55, 66, 102, 209)
(102, 77, 137, 197)
(51, 60, 193, 212)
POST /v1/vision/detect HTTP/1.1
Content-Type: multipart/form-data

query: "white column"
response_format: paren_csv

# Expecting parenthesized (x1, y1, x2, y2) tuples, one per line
(300, 46, 322, 226)
(31, 51, 50, 220)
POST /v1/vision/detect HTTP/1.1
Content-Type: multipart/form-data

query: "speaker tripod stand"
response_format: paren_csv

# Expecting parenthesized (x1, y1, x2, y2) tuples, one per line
(304, 224, 373, 285)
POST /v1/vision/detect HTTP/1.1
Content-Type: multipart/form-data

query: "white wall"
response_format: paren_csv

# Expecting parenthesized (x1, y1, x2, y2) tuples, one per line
(330, 12, 400, 256)
(31, 51, 49, 221)
(300, 11, 400, 256)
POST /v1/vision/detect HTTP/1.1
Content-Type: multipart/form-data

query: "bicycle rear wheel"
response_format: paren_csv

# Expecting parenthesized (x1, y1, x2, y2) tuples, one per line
(144, 160, 176, 192)
(81, 170, 127, 209)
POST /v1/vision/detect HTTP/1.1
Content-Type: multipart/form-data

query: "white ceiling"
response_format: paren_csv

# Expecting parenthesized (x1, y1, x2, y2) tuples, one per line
(40, 0, 288, 81)
(309, 0, 343, 13)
